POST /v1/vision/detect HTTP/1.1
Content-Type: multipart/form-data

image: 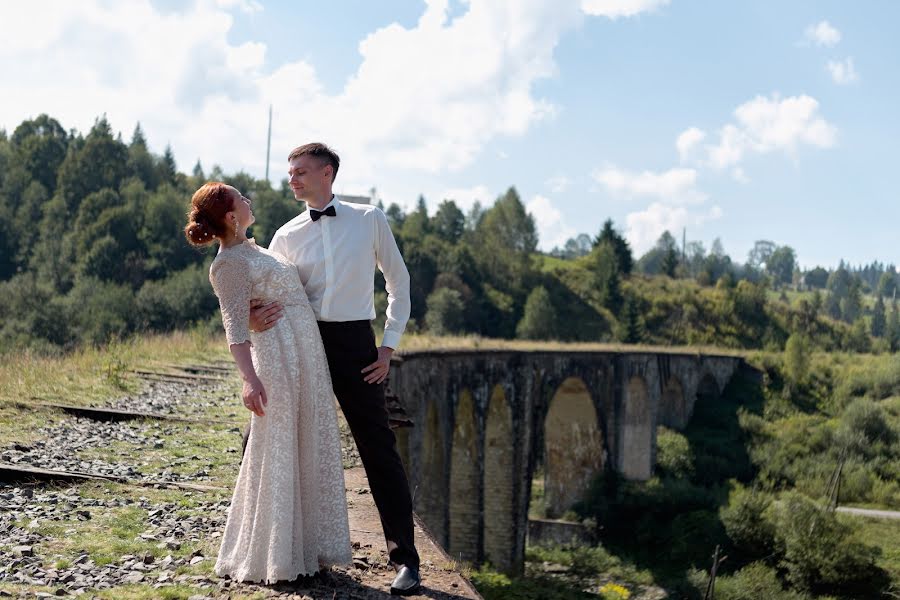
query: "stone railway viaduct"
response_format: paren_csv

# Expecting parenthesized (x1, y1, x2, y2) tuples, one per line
(386, 348, 747, 574)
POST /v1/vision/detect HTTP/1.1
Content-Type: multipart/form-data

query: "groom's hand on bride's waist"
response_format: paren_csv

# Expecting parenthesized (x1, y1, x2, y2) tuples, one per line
(362, 346, 393, 385)
(249, 299, 283, 332)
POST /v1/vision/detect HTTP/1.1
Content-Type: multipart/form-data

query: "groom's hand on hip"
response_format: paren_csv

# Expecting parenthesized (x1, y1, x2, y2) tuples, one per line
(249, 299, 283, 332)
(362, 346, 393, 384)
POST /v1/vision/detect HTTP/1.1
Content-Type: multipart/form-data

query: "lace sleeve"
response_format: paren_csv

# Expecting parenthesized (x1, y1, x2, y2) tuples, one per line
(209, 255, 252, 346)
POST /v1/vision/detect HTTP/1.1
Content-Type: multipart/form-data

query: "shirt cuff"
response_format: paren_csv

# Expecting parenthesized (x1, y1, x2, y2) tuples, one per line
(381, 330, 402, 351)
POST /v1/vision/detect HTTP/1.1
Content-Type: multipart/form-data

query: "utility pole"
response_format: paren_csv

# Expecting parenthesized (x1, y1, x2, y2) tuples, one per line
(265, 104, 272, 184)
(826, 449, 846, 512)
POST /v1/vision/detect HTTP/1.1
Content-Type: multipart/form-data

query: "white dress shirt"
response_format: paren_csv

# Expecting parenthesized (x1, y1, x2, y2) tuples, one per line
(268, 197, 411, 350)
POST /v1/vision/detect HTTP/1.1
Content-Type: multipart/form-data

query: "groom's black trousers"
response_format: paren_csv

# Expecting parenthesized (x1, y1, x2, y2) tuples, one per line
(242, 320, 420, 570)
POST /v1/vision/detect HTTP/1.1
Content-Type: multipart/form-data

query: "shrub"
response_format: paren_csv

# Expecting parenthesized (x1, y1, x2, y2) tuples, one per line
(665, 509, 726, 567)
(64, 277, 136, 345)
(783, 334, 810, 387)
(712, 562, 809, 600)
(769, 492, 882, 592)
(516, 286, 559, 340)
(136, 264, 218, 331)
(598, 582, 630, 600)
(655, 427, 694, 479)
(470, 564, 594, 600)
(424, 287, 465, 335)
(720, 484, 776, 562)
(834, 398, 897, 459)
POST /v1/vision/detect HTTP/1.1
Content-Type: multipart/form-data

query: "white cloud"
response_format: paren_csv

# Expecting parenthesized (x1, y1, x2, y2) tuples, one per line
(625, 202, 722, 255)
(437, 185, 493, 212)
(804, 20, 841, 47)
(0, 0, 597, 190)
(697, 94, 837, 169)
(827, 57, 859, 85)
(594, 164, 716, 254)
(676, 126, 705, 162)
(591, 165, 706, 204)
(214, 0, 262, 13)
(732, 167, 750, 184)
(527, 195, 578, 250)
(545, 174, 571, 193)
(581, 0, 670, 19)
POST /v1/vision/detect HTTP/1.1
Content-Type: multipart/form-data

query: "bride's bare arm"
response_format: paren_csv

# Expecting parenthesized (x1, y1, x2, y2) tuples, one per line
(210, 255, 268, 417)
(229, 341, 267, 417)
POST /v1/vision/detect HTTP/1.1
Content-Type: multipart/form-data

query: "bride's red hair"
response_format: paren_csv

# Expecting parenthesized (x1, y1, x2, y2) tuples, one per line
(184, 182, 234, 246)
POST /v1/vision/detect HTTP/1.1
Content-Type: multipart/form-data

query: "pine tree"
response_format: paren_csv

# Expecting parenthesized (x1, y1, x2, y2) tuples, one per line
(887, 299, 900, 352)
(587, 242, 623, 313)
(871, 294, 886, 338)
(594, 218, 633, 275)
(619, 295, 644, 344)
(401, 195, 431, 239)
(57, 116, 128, 214)
(662, 245, 679, 278)
(130, 123, 147, 149)
(127, 123, 158, 189)
(158, 144, 177, 185)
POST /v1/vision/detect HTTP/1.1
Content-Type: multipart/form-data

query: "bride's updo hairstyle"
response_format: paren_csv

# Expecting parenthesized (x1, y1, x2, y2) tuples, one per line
(185, 182, 234, 246)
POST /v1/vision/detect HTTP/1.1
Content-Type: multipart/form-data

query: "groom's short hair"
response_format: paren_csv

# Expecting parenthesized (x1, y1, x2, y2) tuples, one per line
(288, 143, 340, 183)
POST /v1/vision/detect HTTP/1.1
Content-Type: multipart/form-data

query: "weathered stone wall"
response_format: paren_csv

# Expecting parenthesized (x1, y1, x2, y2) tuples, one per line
(387, 349, 745, 575)
(448, 390, 479, 562)
(483, 385, 515, 571)
(544, 377, 603, 518)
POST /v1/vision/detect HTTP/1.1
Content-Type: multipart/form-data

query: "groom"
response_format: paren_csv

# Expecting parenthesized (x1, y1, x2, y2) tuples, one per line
(248, 142, 421, 595)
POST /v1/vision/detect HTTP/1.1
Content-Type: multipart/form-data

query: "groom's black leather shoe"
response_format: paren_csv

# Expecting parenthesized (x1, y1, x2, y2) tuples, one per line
(390, 565, 421, 596)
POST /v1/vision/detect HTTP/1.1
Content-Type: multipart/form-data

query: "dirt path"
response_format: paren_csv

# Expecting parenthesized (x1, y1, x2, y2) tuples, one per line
(837, 506, 900, 520)
(335, 467, 482, 599)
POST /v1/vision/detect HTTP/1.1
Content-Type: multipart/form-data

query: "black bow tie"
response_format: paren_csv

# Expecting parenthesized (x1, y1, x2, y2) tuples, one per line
(309, 205, 336, 222)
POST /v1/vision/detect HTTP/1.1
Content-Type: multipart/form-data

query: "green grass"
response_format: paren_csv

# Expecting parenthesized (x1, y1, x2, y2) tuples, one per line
(525, 544, 654, 586)
(0, 402, 65, 447)
(537, 253, 581, 273)
(472, 544, 656, 600)
(0, 330, 231, 411)
(847, 516, 900, 584)
(75, 420, 244, 489)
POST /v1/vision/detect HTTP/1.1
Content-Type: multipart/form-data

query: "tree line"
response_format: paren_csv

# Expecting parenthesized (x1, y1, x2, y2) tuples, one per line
(1, 114, 897, 353)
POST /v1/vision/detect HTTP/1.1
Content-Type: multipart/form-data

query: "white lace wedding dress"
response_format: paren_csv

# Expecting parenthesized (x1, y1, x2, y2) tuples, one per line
(209, 239, 351, 583)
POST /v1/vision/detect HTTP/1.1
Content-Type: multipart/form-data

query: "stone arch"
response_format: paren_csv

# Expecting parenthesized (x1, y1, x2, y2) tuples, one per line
(420, 401, 447, 545)
(449, 389, 479, 562)
(543, 377, 603, 518)
(483, 384, 514, 571)
(622, 375, 652, 480)
(659, 376, 686, 429)
(697, 373, 720, 403)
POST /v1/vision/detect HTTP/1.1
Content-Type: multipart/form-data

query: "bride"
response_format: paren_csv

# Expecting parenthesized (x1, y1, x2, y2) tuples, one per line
(184, 181, 351, 583)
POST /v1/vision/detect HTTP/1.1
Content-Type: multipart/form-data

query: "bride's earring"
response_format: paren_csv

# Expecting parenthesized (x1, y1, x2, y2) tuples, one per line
(233, 218, 238, 236)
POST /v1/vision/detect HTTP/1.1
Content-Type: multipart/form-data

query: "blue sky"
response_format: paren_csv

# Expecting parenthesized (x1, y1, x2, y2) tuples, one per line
(1, 1, 897, 268)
